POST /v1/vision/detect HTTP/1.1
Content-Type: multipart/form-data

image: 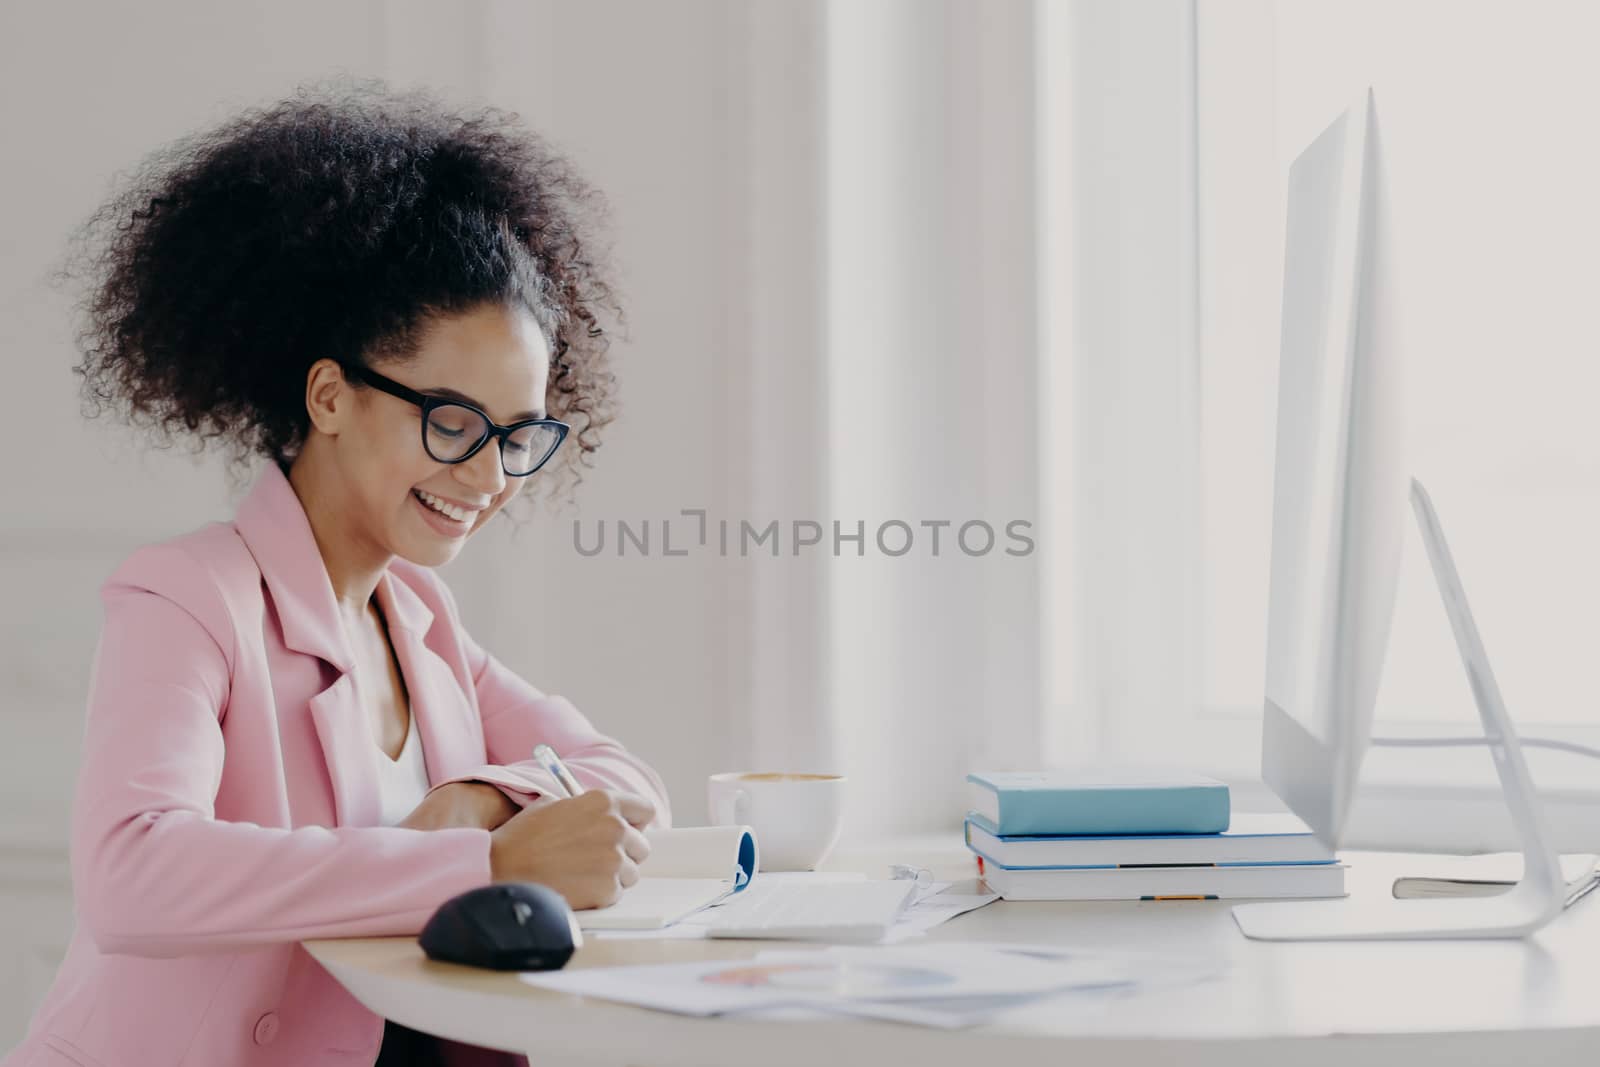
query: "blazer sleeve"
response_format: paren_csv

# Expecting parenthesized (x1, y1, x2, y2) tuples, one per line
(424, 581, 673, 830)
(71, 546, 494, 959)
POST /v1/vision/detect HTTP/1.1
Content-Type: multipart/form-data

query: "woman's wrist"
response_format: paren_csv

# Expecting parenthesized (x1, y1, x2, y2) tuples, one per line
(457, 781, 520, 828)
(401, 781, 520, 832)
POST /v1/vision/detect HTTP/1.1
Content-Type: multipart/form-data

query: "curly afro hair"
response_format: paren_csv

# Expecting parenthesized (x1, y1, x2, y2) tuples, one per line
(55, 77, 625, 504)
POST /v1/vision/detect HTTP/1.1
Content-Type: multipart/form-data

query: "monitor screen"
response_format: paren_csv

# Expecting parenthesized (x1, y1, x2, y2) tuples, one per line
(1260, 90, 1405, 845)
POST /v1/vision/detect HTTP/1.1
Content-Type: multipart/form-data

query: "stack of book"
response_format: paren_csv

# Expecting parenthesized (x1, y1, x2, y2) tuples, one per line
(964, 770, 1345, 901)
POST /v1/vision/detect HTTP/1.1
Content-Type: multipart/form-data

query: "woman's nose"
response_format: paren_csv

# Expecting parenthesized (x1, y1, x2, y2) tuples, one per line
(456, 438, 507, 496)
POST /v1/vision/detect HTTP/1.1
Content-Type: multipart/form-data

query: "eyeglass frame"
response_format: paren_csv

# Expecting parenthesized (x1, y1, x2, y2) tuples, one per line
(339, 362, 570, 477)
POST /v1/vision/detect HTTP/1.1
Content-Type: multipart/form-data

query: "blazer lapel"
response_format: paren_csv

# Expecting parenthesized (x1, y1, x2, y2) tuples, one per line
(234, 462, 378, 825)
(233, 462, 357, 674)
(376, 570, 483, 786)
(306, 673, 381, 827)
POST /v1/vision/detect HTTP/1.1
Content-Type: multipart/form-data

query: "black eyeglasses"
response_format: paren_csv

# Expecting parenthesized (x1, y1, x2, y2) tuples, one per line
(342, 363, 569, 477)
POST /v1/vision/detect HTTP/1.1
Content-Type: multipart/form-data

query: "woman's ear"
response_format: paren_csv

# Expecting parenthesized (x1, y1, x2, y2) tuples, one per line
(304, 359, 354, 437)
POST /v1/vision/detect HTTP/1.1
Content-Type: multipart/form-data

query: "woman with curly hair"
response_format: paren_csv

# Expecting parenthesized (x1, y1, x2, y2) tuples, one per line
(5, 79, 669, 1067)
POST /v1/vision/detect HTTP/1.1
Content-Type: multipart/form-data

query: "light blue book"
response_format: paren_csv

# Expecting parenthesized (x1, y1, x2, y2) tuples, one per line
(965, 812, 1331, 868)
(965, 770, 1230, 837)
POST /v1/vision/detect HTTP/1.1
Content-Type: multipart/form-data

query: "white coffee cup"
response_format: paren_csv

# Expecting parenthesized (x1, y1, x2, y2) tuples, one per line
(706, 772, 846, 872)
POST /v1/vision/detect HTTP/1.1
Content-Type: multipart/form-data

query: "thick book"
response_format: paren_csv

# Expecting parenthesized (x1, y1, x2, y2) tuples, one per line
(965, 770, 1229, 837)
(979, 858, 1346, 902)
(578, 826, 758, 930)
(965, 812, 1332, 869)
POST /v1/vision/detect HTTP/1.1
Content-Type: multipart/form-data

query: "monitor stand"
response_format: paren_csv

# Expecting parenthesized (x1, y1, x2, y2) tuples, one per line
(1233, 479, 1568, 941)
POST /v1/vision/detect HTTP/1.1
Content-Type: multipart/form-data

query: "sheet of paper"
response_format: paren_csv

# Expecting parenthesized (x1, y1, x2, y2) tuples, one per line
(881, 879, 999, 943)
(588, 873, 998, 941)
(523, 938, 1224, 1030)
(588, 872, 867, 939)
(751, 941, 1226, 1028)
(520, 942, 1139, 1018)
(751, 942, 1167, 996)
(522, 960, 800, 1016)
(739, 986, 1127, 1029)
(940, 940, 1228, 997)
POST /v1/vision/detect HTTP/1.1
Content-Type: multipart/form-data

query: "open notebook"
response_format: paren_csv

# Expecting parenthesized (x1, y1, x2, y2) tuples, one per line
(576, 825, 758, 930)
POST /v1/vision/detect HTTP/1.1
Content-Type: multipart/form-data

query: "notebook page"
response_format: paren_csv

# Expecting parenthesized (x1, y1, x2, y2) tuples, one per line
(577, 878, 737, 930)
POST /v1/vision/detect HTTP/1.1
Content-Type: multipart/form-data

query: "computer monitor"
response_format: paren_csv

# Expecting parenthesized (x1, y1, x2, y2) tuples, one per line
(1256, 88, 1405, 851)
(1233, 90, 1568, 941)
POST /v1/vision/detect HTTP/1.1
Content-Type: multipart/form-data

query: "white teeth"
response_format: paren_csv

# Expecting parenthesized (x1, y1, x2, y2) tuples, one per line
(415, 489, 476, 523)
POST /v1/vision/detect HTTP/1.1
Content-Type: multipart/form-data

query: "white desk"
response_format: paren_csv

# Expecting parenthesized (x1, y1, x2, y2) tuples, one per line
(305, 837, 1600, 1067)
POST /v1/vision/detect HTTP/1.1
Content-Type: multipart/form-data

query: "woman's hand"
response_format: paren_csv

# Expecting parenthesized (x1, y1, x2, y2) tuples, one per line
(488, 790, 655, 910)
(399, 781, 520, 832)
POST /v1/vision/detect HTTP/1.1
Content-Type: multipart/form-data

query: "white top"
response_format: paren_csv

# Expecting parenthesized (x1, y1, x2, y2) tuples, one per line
(374, 714, 431, 827)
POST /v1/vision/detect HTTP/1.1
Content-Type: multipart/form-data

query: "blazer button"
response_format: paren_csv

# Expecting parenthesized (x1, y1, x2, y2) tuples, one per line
(252, 1011, 281, 1046)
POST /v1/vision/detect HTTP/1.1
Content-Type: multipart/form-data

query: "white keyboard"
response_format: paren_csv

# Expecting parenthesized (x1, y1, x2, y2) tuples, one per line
(703, 879, 918, 942)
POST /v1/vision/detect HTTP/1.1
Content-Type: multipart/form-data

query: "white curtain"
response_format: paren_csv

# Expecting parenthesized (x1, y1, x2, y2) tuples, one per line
(722, 0, 1210, 838)
(821, 0, 1045, 837)
(710, 0, 1050, 839)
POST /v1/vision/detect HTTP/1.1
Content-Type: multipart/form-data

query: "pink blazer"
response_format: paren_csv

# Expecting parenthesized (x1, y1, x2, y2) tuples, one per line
(5, 461, 672, 1067)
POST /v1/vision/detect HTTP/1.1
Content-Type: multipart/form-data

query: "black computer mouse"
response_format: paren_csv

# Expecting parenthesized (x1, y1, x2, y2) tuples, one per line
(419, 883, 583, 971)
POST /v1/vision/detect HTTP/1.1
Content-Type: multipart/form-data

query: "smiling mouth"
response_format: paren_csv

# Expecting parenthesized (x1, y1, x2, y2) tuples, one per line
(412, 488, 481, 524)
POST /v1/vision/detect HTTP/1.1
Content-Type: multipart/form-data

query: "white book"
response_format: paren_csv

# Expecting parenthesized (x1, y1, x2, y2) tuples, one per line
(980, 860, 1346, 902)
(1391, 852, 1600, 902)
(965, 812, 1331, 868)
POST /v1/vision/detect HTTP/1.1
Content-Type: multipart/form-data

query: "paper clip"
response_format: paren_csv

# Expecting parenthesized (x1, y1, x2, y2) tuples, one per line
(888, 863, 938, 905)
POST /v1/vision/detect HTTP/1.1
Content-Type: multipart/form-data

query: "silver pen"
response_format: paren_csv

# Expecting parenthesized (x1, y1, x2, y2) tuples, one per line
(532, 743, 585, 798)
